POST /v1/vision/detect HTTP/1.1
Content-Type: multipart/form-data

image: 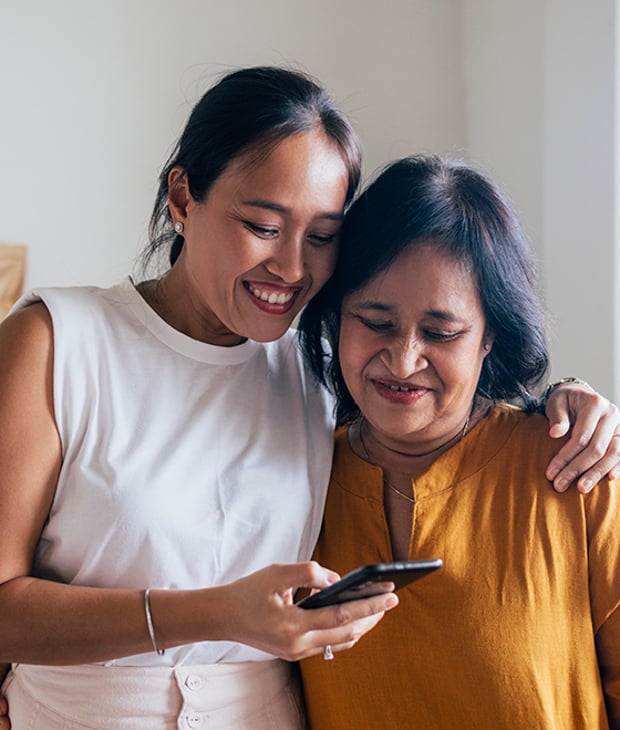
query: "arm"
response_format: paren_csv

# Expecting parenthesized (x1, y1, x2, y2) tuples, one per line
(0, 305, 397, 666)
(543, 380, 620, 493)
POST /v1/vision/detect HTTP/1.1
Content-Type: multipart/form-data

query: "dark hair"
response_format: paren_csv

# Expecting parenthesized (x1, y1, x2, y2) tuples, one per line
(142, 66, 361, 271)
(298, 154, 549, 424)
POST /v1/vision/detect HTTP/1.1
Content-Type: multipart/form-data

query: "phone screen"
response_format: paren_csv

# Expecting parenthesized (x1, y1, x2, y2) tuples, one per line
(297, 559, 442, 609)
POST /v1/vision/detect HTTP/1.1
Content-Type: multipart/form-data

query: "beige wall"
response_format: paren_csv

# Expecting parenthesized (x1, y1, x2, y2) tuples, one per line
(1, 0, 617, 397)
(463, 0, 616, 398)
(0, 0, 465, 289)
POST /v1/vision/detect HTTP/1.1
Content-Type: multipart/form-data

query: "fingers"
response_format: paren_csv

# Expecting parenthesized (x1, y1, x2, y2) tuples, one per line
(272, 561, 341, 595)
(545, 412, 571, 440)
(572, 432, 620, 492)
(548, 427, 620, 493)
(226, 562, 396, 662)
(285, 592, 398, 661)
(546, 393, 609, 452)
(305, 617, 385, 660)
(546, 425, 605, 490)
(544, 386, 620, 492)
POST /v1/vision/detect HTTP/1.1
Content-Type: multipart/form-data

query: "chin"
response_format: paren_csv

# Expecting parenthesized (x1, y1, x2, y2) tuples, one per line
(242, 322, 294, 343)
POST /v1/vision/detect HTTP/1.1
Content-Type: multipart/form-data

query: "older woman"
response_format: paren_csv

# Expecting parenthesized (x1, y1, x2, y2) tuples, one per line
(298, 156, 620, 729)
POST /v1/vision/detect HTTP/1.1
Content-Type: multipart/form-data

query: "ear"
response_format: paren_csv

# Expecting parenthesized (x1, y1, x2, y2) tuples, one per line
(167, 166, 191, 226)
(482, 330, 495, 355)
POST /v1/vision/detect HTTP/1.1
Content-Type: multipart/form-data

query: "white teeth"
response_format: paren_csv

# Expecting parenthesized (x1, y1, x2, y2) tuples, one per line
(386, 383, 414, 392)
(248, 284, 294, 305)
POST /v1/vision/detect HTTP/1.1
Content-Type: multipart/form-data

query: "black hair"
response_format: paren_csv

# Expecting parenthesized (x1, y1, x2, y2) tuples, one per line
(298, 154, 549, 424)
(141, 66, 361, 271)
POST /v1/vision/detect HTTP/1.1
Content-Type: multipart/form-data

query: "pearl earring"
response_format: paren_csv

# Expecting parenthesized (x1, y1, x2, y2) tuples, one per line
(174, 221, 184, 234)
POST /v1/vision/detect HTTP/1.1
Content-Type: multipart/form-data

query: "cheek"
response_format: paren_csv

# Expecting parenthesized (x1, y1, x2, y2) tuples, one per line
(338, 323, 370, 394)
(440, 348, 486, 389)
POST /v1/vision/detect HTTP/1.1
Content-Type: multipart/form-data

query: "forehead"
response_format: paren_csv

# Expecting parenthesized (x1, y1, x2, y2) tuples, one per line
(347, 242, 483, 315)
(216, 129, 350, 207)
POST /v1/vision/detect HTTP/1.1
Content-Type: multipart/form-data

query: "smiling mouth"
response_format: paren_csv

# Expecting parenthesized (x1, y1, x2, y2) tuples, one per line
(245, 282, 296, 305)
(383, 383, 419, 393)
(372, 379, 428, 403)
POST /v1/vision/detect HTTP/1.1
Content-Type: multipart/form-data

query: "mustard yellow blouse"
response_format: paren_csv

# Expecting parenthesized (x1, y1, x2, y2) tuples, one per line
(301, 404, 620, 729)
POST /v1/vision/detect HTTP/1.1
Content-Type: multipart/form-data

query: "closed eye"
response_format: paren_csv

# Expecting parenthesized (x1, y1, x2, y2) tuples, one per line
(358, 316, 394, 332)
(307, 232, 338, 247)
(244, 221, 279, 238)
(424, 330, 460, 342)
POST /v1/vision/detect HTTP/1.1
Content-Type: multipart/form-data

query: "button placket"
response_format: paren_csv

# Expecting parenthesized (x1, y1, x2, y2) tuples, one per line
(185, 674, 203, 691)
(185, 711, 202, 728)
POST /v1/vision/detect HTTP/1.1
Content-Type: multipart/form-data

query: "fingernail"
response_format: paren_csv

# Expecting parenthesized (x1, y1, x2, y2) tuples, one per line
(579, 479, 593, 493)
(547, 466, 559, 480)
(384, 595, 399, 609)
(554, 478, 568, 492)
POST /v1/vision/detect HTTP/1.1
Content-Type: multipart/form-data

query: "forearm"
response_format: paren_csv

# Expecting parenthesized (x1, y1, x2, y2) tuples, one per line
(0, 576, 227, 665)
(0, 565, 398, 666)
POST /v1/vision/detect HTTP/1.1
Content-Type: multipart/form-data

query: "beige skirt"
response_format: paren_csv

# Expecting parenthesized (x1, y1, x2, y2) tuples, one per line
(2, 659, 307, 729)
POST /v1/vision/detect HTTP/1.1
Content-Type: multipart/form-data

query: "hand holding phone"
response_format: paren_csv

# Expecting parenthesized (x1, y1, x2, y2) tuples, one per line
(297, 559, 442, 609)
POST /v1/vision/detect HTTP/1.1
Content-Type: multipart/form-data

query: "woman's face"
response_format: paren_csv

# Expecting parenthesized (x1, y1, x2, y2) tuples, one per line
(339, 242, 492, 451)
(168, 129, 350, 344)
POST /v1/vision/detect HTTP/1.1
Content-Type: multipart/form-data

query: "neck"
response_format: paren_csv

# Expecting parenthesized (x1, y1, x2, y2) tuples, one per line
(137, 275, 246, 347)
(356, 402, 476, 477)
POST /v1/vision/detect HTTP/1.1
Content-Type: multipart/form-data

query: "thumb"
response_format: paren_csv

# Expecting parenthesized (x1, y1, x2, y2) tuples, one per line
(548, 415, 570, 439)
(544, 395, 571, 438)
(271, 562, 340, 593)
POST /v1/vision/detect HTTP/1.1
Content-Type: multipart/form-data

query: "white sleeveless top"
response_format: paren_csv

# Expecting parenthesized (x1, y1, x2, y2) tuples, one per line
(14, 278, 335, 666)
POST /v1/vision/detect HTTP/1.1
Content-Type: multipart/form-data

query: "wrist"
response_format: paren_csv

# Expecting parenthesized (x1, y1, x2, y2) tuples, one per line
(538, 377, 594, 413)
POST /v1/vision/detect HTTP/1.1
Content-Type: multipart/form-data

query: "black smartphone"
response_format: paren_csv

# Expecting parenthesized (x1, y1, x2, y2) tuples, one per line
(297, 559, 442, 609)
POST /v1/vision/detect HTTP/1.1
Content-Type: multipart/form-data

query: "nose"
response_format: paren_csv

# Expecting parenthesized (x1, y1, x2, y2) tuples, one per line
(265, 234, 305, 283)
(384, 336, 426, 377)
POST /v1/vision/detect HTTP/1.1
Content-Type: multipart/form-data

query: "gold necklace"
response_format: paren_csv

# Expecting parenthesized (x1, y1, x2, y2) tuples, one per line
(358, 422, 416, 504)
(357, 409, 473, 505)
(385, 480, 416, 504)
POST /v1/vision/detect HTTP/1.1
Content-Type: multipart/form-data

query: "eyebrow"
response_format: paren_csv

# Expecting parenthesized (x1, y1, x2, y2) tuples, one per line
(355, 301, 462, 323)
(241, 199, 344, 221)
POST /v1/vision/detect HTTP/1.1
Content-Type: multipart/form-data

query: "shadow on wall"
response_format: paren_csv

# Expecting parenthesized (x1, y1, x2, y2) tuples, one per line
(0, 244, 27, 319)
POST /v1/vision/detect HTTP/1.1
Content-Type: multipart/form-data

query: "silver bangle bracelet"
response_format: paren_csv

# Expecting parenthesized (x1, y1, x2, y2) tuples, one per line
(144, 588, 165, 656)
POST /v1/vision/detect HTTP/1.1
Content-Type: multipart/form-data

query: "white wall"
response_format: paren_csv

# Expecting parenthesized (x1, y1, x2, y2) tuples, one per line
(464, 0, 616, 399)
(0, 0, 465, 290)
(542, 0, 615, 398)
(2, 1, 616, 398)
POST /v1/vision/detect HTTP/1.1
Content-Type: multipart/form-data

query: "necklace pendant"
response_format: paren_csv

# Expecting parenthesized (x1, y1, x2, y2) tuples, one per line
(384, 479, 415, 504)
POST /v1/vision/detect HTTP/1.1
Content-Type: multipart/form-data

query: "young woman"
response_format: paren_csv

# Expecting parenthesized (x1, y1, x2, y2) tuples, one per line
(299, 155, 620, 728)
(0, 66, 396, 730)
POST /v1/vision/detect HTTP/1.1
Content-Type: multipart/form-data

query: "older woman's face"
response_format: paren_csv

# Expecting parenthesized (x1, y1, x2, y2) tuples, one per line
(339, 242, 492, 451)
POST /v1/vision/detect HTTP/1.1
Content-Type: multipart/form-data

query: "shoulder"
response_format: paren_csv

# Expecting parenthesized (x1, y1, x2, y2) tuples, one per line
(266, 329, 331, 392)
(0, 301, 54, 375)
(462, 402, 567, 484)
(486, 402, 562, 446)
(13, 282, 137, 347)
